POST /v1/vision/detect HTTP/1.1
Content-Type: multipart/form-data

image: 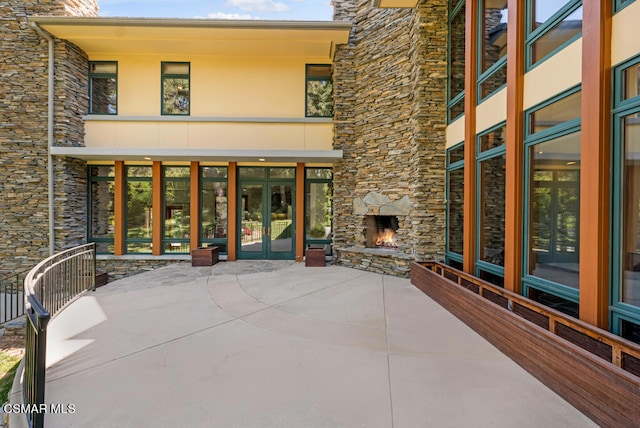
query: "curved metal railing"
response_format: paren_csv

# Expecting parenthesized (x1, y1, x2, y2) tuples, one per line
(22, 243, 96, 428)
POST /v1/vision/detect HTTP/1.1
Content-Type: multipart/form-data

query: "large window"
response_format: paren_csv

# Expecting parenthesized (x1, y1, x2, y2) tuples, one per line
(305, 168, 333, 255)
(88, 165, 115, 254)
(448, 0, 466, 122)
(523, 88, 581, 317)
(89, 61, 117, 114)
(612, 55, 640, 344)
(526, 1, 582, 68)
(200, 167, 228, 253)
(446, 143, 464, 270)
(162, 62, 190, 115)
(163, 167, 190, 254)
(126, 166, 153, 253)
(476, 124, 506, 286)
(478, 0, 508, 101)
(305, 65, 333, 117)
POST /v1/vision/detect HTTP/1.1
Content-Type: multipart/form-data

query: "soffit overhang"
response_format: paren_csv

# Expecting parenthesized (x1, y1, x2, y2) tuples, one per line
(51, 146, 343, 163)
(30, 17, 352, 58)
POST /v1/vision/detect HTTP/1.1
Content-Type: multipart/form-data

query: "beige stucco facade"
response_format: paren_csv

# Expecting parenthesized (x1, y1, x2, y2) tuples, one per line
(34, 17, 350, 161)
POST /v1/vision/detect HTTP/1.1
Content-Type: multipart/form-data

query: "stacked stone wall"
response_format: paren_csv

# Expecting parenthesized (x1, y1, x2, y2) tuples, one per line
(0, 0, 97, 278)
(332, 0, 447, 274)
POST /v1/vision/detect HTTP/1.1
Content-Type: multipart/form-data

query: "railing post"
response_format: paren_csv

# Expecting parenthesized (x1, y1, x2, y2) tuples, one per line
(24, 301, 50, 428)
(92, 242, 96, 291)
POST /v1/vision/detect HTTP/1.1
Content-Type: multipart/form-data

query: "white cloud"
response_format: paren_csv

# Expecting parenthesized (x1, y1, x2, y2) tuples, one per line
(203, 12, 260, 19)
(226, 0, 290, 13)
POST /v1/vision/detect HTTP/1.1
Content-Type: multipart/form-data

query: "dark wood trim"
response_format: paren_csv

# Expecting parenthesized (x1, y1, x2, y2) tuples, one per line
(411, 261, 640, 426)
(227, 162, 238, 261)
(190, 161, 199, 251)
(463, 0, 478, 274)
(504, 0, 525, 294)
(295, 163, 305, 262)
(113, 161, 125, 256)
(152, 161, 162, 256)
(579, 0, 612, 329)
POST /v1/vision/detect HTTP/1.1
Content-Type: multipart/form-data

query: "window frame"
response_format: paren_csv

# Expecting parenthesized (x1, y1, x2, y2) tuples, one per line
(525, 84, 582, 140)
(161, 166, 191, 255)
(611, 53, 640, 337)
(304, 167, 333, 255)
(615, 0, 635, 13)
(445, 142, 464, 267)
(88, 61, 117, 115)
(161, 61, 190, 116)
(525, 0, 583, 70)
(87, 165, 115, 254)
(199, 166, 229, 254)
(522, 87, 582, 307)
(305, 64, 334, 118)
(124, 165, 154, 254)
(476, 0, 508, 103)
(448, 0, 466, 123)
(475, 122, 507, 283)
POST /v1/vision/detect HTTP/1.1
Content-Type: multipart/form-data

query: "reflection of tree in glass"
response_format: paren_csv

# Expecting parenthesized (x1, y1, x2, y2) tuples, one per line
(127, 181, 152, 238)
(202, 182, 228, 239)
(307, 80, 333, 117)
(164, 169, 190, 239)
(163, 78, 189, 114)
(91, 77, 117, 114)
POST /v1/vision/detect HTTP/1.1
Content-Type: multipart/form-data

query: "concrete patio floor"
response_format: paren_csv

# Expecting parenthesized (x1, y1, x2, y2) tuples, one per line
(37, 261, 594, 427)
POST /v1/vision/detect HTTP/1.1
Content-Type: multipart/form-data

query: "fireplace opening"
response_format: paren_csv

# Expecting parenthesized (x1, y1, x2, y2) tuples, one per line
(364, 215, 399, 249)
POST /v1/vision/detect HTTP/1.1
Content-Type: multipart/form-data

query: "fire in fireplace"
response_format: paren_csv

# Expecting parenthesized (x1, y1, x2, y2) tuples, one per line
(364, 215, 399, 249)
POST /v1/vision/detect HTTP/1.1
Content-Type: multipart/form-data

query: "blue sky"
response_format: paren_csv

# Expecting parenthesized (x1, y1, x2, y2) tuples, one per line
(98, 0, 334, 21)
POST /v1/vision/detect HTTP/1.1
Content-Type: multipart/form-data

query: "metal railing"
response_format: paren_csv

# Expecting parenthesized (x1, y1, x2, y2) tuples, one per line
(1, 271, 27, 325)
(23, 243, 96, 428)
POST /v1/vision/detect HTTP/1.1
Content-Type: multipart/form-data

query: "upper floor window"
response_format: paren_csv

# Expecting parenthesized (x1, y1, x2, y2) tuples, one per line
(305, 64, 333, 117)
(448, 0, 466, 121)
(162, 62, 190, 115)
(89, 61, 117, 114)
(478, 0, 508, 101)
(526, 1, 582, 68)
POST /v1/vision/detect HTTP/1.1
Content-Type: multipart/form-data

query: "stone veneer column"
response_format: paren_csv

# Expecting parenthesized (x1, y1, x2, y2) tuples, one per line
(332, 0, 447, 271)
(0, 0, 97, 278)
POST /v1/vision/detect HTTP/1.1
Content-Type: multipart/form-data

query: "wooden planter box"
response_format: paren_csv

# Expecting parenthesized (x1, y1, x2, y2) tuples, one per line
(410, 261, 640, 427)
(191, 246, 219, 266)
(305, 248, 325, 267)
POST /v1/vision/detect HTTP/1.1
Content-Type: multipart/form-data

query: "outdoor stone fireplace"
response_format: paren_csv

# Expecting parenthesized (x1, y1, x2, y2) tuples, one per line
(331, 0, 447, 276)
(364, 215, 399, 248)
(356, 192, 409, 249)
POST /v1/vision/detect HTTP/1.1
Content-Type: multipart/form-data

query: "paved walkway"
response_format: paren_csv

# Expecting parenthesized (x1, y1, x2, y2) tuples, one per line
(36, 261, 593, 427)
